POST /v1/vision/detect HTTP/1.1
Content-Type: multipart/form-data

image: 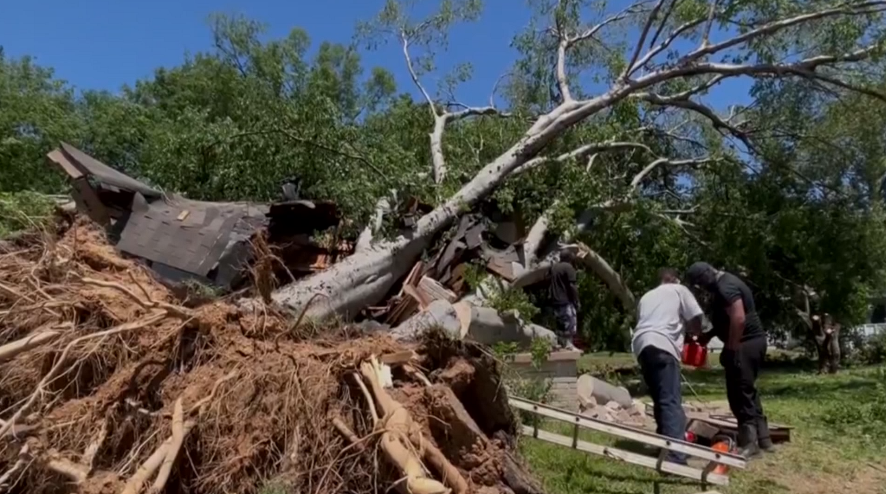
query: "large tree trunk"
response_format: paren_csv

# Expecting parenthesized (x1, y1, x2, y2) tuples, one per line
(271, 237, 427, 319)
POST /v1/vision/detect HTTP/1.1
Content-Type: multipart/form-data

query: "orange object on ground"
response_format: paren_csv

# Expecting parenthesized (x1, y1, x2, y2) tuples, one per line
(711, 440, 733, 475)
(682, 339, 708, 367)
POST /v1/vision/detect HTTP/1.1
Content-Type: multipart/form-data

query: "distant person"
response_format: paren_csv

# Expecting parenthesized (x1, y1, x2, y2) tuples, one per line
(686, 262, 773, 456)
(549, 251, 580, 350)
(632, 268, 704, 465)
(812, 313, 841, 374)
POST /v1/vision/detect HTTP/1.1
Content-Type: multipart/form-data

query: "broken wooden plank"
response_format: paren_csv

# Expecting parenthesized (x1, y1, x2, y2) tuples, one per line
(403, 284, 431, 310)
(380, 351, 419, 365)
(436, 216, 473, 274)
(418, 276, 458, 303)
(396, 262, 424, 298)
(486, 255, 517, 281)
(176, 210, 190, 221)
(464, 223, 486, 250)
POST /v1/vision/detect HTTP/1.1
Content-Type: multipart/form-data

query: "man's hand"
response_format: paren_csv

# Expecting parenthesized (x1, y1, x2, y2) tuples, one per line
(720, 348, 742, 371)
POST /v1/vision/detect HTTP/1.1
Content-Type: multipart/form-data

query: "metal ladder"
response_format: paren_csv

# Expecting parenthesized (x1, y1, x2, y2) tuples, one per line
(510, 396, 747, 487)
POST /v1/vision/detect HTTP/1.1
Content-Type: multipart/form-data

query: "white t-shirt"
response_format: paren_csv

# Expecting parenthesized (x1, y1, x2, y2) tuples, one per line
(631, 283, 704, 361)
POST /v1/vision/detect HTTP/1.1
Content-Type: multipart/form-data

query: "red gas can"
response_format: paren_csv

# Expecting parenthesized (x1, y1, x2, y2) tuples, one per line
(681, 340, 708, 367)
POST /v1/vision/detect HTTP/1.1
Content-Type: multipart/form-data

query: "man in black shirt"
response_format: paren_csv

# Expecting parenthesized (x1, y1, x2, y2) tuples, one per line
(549, 251, 581, 350)
(685, 262, 772, 456)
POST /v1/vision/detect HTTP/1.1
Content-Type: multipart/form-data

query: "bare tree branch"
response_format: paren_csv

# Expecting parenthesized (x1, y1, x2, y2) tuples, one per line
(678, 1, 886, 66)
(633, 92, 756, 150)
(569, 2, 652, 47)
(400, 33, 436, 114)
(629, 18, 706, 75)
(701, 0, 720, 48)
(515, 141, 653, 175)
(399, 32, 509, 184)
(630, 157, 713, 191)
(623, 0, 668, 81)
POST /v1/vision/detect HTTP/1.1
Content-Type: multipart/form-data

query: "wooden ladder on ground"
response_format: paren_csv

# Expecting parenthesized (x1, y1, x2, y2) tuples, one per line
(509, 396, 747, 487)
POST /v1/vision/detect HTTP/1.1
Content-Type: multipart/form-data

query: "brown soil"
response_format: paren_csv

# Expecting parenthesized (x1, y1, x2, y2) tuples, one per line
(0, 216, 539, 494)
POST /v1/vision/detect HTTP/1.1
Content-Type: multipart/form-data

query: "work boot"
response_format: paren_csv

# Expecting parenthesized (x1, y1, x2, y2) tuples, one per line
(756, 416, 774, 452)
(737, 423, 761, 458)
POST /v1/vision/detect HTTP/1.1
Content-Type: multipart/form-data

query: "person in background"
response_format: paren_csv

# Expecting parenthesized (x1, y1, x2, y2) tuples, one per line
(632, 268, 704, 465)
(685, 262, 773, 456)
(812, 313, 841, 374)
(549, 251, 580, 350)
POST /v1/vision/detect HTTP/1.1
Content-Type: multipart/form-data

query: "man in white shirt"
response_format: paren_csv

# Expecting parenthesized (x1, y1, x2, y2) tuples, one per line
(632, 268, 704, 464)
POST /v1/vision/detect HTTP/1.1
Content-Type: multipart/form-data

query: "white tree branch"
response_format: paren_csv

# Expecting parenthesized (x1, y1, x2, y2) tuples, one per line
(679, 1, 886, 66)
(400, 33, 436, 115)
(400, 33, 508, 184)
(515, 141, 652, 175)
(524, 201, 559, 266)
(576, 242, 637, 313)
(622, 0, 668, 81)
(630, 18, 706, 76)
(569, 2, 652, 47)
(630, 157, 712, 192)
(701, 0, 720, 48)
(355, 197, 391, 253)
(634, 92, 755, 149)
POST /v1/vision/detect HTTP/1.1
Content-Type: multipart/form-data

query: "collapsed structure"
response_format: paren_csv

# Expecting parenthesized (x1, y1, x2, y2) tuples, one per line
(47, 143, 347, 292)
(44, 144, 561, 346)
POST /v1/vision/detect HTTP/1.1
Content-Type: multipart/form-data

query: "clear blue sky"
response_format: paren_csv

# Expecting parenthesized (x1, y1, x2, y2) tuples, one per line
(0, 0, 521, 102)
(0, 0, 752, 109)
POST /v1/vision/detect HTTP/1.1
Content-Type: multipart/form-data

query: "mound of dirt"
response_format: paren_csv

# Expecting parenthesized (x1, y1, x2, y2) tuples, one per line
(0, 217, 543, 494)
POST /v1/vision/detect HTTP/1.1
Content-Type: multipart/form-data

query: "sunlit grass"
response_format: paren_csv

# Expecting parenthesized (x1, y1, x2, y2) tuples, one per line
(521, 360, 886, 494)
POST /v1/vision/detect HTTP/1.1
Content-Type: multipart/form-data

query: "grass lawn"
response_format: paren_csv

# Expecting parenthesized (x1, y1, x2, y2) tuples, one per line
(520, 358, 886, 494)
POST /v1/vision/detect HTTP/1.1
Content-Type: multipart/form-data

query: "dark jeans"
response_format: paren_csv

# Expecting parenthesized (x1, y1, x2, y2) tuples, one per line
(721, 335, 768, 436)
(638, 346, 686, 463)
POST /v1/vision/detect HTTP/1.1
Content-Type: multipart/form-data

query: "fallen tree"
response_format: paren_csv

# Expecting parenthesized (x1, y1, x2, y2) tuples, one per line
(271, 0, 886, 322)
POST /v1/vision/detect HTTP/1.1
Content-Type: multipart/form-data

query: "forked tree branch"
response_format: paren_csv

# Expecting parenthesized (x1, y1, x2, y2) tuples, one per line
(399, 31, 509, 184)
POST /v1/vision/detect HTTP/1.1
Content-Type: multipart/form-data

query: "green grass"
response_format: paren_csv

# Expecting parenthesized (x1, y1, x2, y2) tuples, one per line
(521, 358, 886, 494)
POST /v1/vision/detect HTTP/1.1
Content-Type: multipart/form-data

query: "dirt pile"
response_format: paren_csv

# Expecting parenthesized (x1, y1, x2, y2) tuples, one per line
(0, 216, 542, 494)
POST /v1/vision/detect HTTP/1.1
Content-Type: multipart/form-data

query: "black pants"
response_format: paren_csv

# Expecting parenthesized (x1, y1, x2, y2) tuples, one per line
(638, 346, 686, 462)
(721, 336, 768, 431)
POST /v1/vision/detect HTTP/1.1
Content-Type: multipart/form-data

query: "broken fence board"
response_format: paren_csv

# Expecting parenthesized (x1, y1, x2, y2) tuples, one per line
(418, 276, 458, 303)
(509, 397, 747, 469)
(521, 426, 729, 486)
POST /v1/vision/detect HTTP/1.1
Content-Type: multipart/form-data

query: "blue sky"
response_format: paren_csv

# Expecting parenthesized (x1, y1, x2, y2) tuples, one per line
(0, 0, 522, 102)
(0, 0, 751, 109)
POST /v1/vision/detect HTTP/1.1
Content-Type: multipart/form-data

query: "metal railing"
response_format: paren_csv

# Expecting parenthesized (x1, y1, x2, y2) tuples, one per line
(854, 323, 886, 338)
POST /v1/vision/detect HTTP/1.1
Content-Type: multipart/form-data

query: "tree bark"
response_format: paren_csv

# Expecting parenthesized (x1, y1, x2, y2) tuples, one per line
(391, 300, 557, 346)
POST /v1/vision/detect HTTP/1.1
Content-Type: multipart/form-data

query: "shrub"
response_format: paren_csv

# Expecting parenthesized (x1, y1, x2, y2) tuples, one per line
(860, 332, 886, 365)
(0, 191, 56, 238)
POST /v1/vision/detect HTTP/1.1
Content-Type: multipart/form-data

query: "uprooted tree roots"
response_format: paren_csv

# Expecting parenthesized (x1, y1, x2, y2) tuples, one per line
(0, 218, 544, 494)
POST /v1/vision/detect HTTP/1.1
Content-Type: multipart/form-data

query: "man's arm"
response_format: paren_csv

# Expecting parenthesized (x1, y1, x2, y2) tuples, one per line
(568, 267, 581, 310)
(725, 299, 746, 350)
(679, 286, 705, 336)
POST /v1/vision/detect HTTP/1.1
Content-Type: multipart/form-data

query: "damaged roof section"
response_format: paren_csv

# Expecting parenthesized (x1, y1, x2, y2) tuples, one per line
(47, 143, 344, 291)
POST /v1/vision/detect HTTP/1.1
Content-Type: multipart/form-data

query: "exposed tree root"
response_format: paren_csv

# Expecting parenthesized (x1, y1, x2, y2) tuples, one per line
(0, 218, 542, 494)
(359, 357, 450, 494)
(0, 311, 168, 438)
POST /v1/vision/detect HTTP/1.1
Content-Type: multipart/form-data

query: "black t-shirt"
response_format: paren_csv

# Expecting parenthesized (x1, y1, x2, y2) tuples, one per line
(549, 262, 577, 306)
(710, 272, 766, 342)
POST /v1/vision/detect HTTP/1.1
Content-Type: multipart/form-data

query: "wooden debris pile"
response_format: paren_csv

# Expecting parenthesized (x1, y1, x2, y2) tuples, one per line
(0, 216, 544, 494)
